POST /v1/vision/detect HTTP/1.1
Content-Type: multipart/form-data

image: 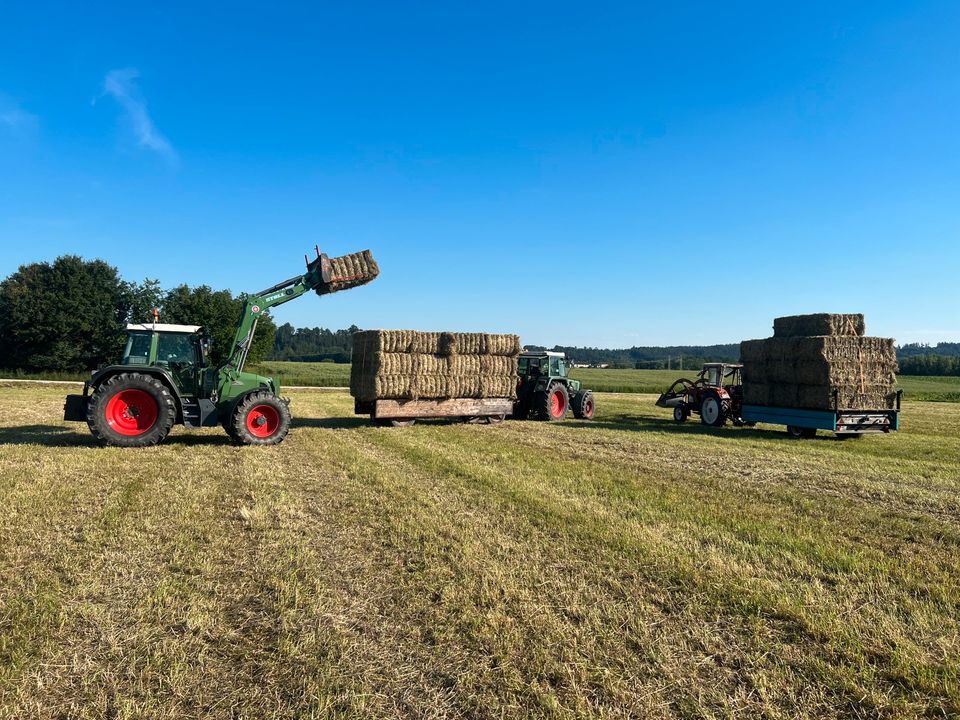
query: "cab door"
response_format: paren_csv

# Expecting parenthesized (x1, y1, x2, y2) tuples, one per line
(156, 333, 200, 396)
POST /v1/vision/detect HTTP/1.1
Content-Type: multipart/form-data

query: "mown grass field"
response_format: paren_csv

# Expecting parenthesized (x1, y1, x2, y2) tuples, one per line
(1, 384, 958, 718)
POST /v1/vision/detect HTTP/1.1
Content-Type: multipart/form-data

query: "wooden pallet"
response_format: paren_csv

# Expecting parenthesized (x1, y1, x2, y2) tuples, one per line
(358, 397, 513, 420)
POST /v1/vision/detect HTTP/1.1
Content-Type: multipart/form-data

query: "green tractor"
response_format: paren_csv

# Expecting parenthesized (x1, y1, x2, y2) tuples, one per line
(513, 351, 595, 421)
(63, 248, 378, 447)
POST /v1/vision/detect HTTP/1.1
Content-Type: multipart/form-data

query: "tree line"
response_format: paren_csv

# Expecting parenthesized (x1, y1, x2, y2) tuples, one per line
(2, 255, 958, 375)
(0, 255, 275, 372)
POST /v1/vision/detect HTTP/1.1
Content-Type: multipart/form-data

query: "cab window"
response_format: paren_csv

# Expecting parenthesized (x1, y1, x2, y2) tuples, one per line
(549, 357, 561, 375)
(518, 357, 529, 375)
(123, 333, 151, 365)
(157, 334, 197, 365)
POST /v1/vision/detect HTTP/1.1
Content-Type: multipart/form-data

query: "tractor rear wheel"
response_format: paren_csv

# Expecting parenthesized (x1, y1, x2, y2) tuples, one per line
(230, 392, 291, 445)
(537, 382, 569, 421)
(572, 391, 595, 419)
(87, 372, 176, 447)
(699, 393, 729, 427)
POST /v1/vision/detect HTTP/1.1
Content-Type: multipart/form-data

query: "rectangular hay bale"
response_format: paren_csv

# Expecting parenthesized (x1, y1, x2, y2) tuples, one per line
(772, 313, 865, 338)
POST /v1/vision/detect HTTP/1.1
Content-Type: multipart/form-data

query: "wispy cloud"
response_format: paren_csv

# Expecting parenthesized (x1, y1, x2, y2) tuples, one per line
(0, 93, 39, 139)
(98, 68, 177, 163)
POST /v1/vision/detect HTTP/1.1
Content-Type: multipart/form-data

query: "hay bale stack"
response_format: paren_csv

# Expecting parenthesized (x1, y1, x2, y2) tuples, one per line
(318, 250, 380, 294)
(351, 329, 520, 402)
(772, 313, 864, 338)
(741, 315, 897, 410)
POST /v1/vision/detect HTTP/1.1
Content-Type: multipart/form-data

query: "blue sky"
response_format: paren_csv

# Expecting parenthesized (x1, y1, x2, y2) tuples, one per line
(1, 2, 957, 347)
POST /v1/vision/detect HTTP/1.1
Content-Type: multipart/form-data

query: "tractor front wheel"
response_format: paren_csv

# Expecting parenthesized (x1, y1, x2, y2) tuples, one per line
(572, 391, 595, 420)
(673, 405, 688, 422)
(700, 394, 729, 427)
(87, 372, 176, 447)
(537, 382, 569, 421)
(230, 392, 291, 445)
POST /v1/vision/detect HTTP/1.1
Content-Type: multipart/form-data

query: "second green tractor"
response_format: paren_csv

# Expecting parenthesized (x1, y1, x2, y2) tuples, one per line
(512, 351, 595, 421)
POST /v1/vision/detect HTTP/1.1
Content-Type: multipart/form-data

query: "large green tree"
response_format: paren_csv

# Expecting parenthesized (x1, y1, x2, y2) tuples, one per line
(160, 285, 276, 366)
(0, 256, 129, 371)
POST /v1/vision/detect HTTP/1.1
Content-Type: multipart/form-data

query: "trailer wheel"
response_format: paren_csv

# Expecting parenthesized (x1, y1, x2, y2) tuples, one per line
(786, 425, 816, 439)
(673, 405, 688, 423)
(389, 419, 416, 427)
(231, 391, 291, 445)
(700, 394, 727, 427)
(537, 382, 569, 421)
(87, 372, 176, 447)
(487, 414, 506, 424)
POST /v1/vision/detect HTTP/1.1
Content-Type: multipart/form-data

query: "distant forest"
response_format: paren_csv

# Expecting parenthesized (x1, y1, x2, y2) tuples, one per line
(271, 327, 960, 376)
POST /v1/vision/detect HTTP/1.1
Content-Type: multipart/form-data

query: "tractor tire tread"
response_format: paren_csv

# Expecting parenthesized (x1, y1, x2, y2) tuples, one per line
(536, 381, 569, 421)
(230, 391, 291, 446)
(87, 372, 177, 447)
(572, 390, 595, 420)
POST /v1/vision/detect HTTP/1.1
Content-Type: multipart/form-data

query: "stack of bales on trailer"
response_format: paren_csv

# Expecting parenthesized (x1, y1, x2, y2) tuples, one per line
(741, 314, 898, 410)
(351, 330, 521, 402)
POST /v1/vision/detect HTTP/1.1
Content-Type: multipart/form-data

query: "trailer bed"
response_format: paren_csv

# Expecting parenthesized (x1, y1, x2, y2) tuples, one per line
(355, 397, 514, 422)
(741, 404, 899, 435)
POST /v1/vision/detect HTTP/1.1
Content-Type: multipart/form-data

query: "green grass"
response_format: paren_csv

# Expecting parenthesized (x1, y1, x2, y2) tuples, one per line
(249, 359, 351, 387)
(0, 384, 958, 718)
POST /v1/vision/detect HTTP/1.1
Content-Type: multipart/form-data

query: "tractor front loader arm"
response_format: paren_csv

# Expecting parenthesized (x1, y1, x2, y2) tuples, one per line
(223, 247, 379, 373)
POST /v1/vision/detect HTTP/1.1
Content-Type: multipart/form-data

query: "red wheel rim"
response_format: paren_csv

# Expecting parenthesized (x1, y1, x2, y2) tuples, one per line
(105, 389, 158, 436)
(550, 389, 566, 418)
(584, 398, 594, 417)
(246, 404, 280, 438)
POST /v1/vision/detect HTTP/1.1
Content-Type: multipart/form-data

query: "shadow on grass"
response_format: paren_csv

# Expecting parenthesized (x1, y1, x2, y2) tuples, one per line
(292, 416, 371, 430)
(0, 424, 237, 447)
(291, 416, 487, 430)
(564, 415, 834, 442)
(0, 424, 99, 447)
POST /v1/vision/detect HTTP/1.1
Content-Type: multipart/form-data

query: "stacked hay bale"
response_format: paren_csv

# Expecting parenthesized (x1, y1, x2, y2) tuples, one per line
(317, 250, 380, 294)
(351, 330, 521, 402)
(741, 314, 898, 410)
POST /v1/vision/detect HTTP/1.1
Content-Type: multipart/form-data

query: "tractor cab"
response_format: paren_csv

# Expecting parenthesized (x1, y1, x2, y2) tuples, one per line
(698, 363, 742, 390)
(518, 350, 569, 380)
(122, 323, 212, 396)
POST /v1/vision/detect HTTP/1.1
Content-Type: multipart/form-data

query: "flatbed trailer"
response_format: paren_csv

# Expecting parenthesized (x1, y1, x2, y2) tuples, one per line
(355, 397, 514, 427)
(741, 392, 901, 438)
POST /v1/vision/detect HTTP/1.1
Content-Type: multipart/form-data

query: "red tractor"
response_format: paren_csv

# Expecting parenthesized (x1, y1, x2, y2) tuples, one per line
(656, 363, 749, 427)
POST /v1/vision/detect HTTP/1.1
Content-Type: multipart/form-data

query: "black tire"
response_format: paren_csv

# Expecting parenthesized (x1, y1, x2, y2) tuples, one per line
(572, 391, 595, 420)
(87, 372, 177, 447)
(699, 393, 728, 427)
(487, 414, 506, 425)
(673, 405, 688, 423)
(221, 416, 240, 442)
(536, 382, 569, 421)
(389, 418, 416, 427)
(786, 425, 816, 439)
(230, 391, 291, 445)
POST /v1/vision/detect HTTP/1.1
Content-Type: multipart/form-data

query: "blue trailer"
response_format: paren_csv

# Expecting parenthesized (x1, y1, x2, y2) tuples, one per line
(741, 396, 901, 439)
